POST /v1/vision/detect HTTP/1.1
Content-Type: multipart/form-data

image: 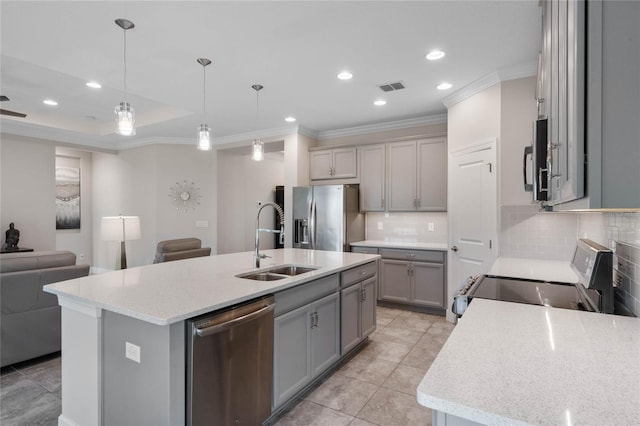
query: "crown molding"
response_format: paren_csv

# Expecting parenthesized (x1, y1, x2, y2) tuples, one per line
(316, 114, 447, 141)
(442, 60, 537, 108)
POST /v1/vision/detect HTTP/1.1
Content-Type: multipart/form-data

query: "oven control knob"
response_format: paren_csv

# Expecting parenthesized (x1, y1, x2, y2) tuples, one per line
(451, 246, 458, 252)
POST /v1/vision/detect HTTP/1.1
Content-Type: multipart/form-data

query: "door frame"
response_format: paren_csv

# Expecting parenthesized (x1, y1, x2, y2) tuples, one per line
(446, 138, 498, 322)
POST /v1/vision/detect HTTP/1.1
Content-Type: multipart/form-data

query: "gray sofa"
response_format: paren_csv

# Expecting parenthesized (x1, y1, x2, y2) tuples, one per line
(0, 250, 90, 367)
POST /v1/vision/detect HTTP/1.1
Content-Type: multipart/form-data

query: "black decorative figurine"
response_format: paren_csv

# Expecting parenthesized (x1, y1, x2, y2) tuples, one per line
(4, 223, 20, 250)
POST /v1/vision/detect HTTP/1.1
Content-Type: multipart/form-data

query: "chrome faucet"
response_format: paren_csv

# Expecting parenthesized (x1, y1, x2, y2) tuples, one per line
(254, 202, 285, 268)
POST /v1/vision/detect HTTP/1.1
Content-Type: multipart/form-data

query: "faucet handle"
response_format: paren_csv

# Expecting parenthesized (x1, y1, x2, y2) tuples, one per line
(259, 254, 271, 259)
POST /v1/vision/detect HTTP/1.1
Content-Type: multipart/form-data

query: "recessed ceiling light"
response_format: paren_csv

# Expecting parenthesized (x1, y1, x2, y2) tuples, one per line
(285, 116, 296, 123)
(373, 99, 387, 106)
(86, 81, 102, 89)
(437, 82, 452, 90)
(43, 99, 58, 106)
(426, 50, 446, 61)
(337, 71, 353, 80)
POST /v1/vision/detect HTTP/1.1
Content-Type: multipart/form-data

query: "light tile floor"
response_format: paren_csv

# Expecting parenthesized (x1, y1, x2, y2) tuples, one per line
(274, 306, 455, 426)
(0, 307, 454, 426)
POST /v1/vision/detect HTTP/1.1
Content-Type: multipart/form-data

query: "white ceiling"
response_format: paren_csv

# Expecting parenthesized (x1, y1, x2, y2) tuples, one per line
(0, 1, 541, 151)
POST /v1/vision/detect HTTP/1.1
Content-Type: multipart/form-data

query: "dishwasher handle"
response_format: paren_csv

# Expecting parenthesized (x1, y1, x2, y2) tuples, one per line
(195, 303, 276, 337)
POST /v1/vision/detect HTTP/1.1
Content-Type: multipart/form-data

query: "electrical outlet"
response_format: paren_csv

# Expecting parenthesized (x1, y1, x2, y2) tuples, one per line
(428, 222, 435, 232)
(125, 342, 141, 363)
(78, 253, 85, 261)
(377, 222, 384, 230)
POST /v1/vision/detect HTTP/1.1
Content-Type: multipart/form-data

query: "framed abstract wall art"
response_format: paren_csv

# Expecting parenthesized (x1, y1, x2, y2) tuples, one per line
(56, 166, 80, 229)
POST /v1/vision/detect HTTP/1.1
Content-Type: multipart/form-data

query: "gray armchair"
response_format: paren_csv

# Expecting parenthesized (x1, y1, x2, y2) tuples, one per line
(153, 238, 211, 263)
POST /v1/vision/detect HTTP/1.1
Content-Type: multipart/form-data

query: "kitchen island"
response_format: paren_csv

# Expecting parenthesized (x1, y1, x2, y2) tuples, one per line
(417, 298, 640, 425)
(44, 248, 379, 426)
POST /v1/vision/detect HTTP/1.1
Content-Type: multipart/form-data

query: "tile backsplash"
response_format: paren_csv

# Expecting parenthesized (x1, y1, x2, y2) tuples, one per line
(613, 241, 640, 317)
(500, 206, 640, 261)
(500, 206, 578, 260)
(365, 212, 448, 244)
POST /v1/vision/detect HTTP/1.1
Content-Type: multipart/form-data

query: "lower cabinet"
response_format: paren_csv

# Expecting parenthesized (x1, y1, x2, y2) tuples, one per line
(378, 248, 446, 309)
(341, 276, 377, 353)
(273, 291, 339, 409)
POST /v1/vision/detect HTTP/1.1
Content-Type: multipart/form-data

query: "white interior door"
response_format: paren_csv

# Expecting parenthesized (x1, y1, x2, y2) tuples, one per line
(447, 140, 497, 321)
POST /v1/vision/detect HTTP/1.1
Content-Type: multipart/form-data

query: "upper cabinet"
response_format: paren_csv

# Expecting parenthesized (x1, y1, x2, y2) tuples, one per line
(541, 0, 640, 210)
(359, 144, 386, 212)
(387, 138, 447, 212)
(312, 137, 447, 212)
(540, 0, 585, 206)
(310, 147, 357, 180)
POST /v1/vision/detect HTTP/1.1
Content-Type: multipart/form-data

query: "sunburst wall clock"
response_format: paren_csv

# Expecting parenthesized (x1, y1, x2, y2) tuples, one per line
(169, 180, 201, 212)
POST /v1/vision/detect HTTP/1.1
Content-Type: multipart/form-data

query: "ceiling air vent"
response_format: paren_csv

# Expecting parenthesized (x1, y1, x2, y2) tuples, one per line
(378, 81, 406, 92)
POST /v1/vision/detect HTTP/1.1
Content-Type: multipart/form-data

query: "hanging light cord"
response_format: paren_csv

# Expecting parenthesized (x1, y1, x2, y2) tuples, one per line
(255, 90, 260, 130)
(202, 65, 206, 123)
(122, 28, 128, 103)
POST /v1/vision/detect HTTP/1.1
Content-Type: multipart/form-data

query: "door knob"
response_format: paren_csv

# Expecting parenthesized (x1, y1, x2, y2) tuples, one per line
(451, 246, 458, 252)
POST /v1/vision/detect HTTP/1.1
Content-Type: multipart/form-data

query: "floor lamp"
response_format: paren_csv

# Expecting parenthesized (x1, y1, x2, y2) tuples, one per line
(101, 216, 141, 270)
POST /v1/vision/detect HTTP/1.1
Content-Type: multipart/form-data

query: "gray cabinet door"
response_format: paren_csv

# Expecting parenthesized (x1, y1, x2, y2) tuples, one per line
(311, 292, 340, 377)
(359, 144, 386, 211)
(361, 277, 377, 338)
(412, 262, 445, 308)
(341, 284, 362, 354)
(380, 259, 411, 303)
(387, 141, 417, 211)
(273, 304, 312, 409)
(310, 150, 334, 180)
(417, 139, 447, 211)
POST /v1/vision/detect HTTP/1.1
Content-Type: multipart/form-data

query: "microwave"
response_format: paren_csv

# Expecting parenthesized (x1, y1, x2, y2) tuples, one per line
(523, 118, 548, 201)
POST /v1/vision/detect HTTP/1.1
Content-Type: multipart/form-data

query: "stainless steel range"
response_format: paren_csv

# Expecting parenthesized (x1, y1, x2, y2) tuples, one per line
(453, 239, 614, 317)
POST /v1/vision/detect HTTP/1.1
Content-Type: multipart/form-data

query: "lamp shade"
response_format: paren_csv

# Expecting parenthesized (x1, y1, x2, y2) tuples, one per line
(101, 216, 141, 242)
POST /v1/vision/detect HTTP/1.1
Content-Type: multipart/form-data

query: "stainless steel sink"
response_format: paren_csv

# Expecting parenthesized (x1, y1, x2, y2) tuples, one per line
(236, 264, 318, 281)
(267, 265, 318, 276)
(237, 272, 287, 281)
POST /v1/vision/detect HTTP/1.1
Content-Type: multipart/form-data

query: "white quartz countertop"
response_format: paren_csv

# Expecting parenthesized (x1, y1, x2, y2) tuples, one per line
(44, 249, 379, 326)
(351, 240, 448, 251)
(417, 299, 640, 425)
(489, 257, 579, 283)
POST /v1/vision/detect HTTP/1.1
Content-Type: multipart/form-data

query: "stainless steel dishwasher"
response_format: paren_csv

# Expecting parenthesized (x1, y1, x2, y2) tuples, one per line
(186, 295, 275, 426)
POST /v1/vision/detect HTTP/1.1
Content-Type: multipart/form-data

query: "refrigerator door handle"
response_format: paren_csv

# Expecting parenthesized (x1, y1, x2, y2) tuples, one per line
(310, 199, 316, 250)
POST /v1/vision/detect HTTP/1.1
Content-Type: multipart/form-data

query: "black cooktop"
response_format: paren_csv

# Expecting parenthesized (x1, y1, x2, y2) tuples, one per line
(472, 275, 596, 311)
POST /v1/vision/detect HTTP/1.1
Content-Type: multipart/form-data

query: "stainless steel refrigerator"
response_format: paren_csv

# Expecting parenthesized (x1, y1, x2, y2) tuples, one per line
(292, 184, 364, 252)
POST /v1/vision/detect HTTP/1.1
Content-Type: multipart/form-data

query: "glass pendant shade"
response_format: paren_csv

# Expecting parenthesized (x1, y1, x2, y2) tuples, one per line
(197, 124, 212, 151)
(115, 102, 136, 136)
(252, 138, 264, 161)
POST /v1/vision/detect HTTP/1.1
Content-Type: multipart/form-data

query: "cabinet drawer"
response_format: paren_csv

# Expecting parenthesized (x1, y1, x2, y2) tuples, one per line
(380, 248, 444, 263)
(341, 261, 377, 288)
(275, 274, 339, 316)
(351, 246, 379, 255)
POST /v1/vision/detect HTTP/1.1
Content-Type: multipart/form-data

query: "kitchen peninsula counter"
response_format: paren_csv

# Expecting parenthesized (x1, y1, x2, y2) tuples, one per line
(45, 248, 378, 325)
(44, 249, 380, 426)
(417, 298, 640, 425)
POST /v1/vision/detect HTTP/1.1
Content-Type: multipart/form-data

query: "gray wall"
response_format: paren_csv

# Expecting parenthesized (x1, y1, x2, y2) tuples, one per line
(1, 134, 57, 250)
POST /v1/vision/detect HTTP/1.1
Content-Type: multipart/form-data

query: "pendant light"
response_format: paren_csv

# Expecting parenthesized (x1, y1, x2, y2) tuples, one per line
(114, 18, 136, 136)
(251, 84, 264, 161)
(196, 58, 212, 151)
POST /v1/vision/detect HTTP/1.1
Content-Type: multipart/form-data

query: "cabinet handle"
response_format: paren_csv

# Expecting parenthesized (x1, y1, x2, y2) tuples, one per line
(361, 288, 366, 302)
(381, 198, 385, 209)
(310, 312, 315, 328)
